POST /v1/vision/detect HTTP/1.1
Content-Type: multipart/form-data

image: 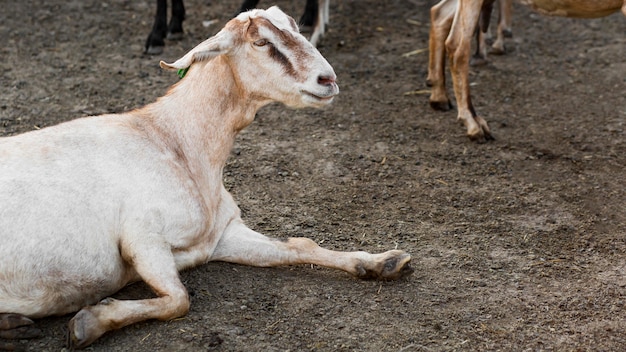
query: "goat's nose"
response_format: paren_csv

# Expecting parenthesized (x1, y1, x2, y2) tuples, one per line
(318, 74, 336, 87)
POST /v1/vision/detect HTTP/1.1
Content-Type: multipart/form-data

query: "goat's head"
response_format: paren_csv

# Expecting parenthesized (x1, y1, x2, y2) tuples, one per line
(160, 6, 339, 109)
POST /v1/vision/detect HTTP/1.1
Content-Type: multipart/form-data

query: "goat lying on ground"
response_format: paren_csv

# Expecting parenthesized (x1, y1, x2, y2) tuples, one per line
(0, 7, 412, 349)
(145, 0, 329, 54)
(427, 0, 626, 141)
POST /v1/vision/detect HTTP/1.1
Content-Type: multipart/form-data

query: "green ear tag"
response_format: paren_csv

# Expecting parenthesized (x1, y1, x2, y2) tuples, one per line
(177, 67, 189, 79)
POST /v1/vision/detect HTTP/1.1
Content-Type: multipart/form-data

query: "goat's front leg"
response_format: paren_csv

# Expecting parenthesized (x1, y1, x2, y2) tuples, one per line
(167, 0, 185, 40)
(309, 0, 328, 47)
(145, 0, 168, 55)
(67, 233, 189, 349)
(491, 0, 513, 55)
(447, 0, 493, 141)
(427, 0, 457, 111)
(211, 220, 413, 280)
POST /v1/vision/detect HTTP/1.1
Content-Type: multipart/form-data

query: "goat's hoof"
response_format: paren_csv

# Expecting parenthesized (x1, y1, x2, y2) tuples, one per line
(467, 128, 494, 143)
(145, 45, 164, 56)
(489, 46, 506, 56)
(67, 309, 106, 350)
(166, 31, 184, 41)
(430, 100, 453, 111)
(356, 251, 413, 280)
(470, 56, 489, 67)
(465, 115, 494, 142)
(0, 314, 41, 341)
(0, 314, 33, 331)
(381, 252, 414, 280)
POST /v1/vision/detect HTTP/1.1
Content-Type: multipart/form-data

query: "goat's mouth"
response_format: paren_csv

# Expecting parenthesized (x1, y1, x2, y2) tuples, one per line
(301, 90, 338, 103)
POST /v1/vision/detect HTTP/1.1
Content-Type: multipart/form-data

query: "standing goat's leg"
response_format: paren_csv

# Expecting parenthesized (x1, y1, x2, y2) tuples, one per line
(67, 233, 190, 349)
(145, 0, 168, 55)
(491, 0, 512, 55)
(167, 0, 185, 40)
(471, 1, 494, 67)
(427, 0, 457, 111)
(211, 220, 413, 280)
(238, 0, 260, 13)
(447, 0, 493, 141)
(300, 0, 319, 28)
(309, 0, 329, 47)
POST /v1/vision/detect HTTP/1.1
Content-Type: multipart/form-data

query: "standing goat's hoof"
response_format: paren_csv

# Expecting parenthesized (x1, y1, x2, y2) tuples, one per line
(166, 31, 184, 41)
(430, 99, 454, 112)
(145, 45, 164, 55)
(467, 125, 495, 142)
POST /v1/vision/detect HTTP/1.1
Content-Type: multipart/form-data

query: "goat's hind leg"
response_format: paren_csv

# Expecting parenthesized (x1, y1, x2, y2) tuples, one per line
(0, 314, 41, 339)
(67, 233, 190, 349)
(427, 0, 457, 111)
(145, 0, 168, 55)
(211, 220, 413, 280)
(447, 0, 494, 141)
(471, 1, 494, 67)
(167, 0, 186, 40)
(0, 314, 41, 350)
(491, 0, 512, 55)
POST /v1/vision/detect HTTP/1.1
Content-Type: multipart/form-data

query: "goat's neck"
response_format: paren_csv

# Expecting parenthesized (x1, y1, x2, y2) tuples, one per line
(142, 56, 263, 179)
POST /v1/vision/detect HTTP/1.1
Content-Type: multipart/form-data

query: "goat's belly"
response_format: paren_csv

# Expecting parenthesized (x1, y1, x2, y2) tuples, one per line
(521, 0, 622, 17)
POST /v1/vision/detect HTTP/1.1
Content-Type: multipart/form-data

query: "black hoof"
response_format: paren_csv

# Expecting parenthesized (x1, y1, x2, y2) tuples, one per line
(470, 56, 489, 67)
(144, 45, 164, 55)
(430, 100, 454, 111)
(166, 31, 184, 41)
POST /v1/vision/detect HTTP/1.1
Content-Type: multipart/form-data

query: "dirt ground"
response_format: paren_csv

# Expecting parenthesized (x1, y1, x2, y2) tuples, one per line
(1, 0, 625, 351)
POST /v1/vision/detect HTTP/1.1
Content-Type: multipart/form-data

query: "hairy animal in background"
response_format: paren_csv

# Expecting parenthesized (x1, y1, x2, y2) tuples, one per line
(145, 0, 329, 54)
(145, 0, 186, 55)
(0, 7, 412, 350)
(427, 0, 625, 141)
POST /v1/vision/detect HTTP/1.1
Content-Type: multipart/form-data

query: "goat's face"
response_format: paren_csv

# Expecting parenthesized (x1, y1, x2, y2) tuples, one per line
(161, 6, 339, 109)
(234, 7, 339, 108)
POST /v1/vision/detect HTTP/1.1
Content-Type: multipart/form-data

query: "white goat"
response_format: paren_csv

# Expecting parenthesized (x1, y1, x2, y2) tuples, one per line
(0, 7, 412, 349)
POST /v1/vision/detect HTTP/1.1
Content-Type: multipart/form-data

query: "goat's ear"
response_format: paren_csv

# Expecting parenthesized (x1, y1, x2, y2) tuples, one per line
(160, 30, 234, 71)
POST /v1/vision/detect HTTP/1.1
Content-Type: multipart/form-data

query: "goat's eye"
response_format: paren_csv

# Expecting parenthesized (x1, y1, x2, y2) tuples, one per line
(253, 39, 269, 47)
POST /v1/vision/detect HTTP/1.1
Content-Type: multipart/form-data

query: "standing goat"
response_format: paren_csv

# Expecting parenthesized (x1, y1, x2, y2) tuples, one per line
(0, 7, 412, 349)
(427, 0, 625, 141)
(145, 0, 330, 54)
